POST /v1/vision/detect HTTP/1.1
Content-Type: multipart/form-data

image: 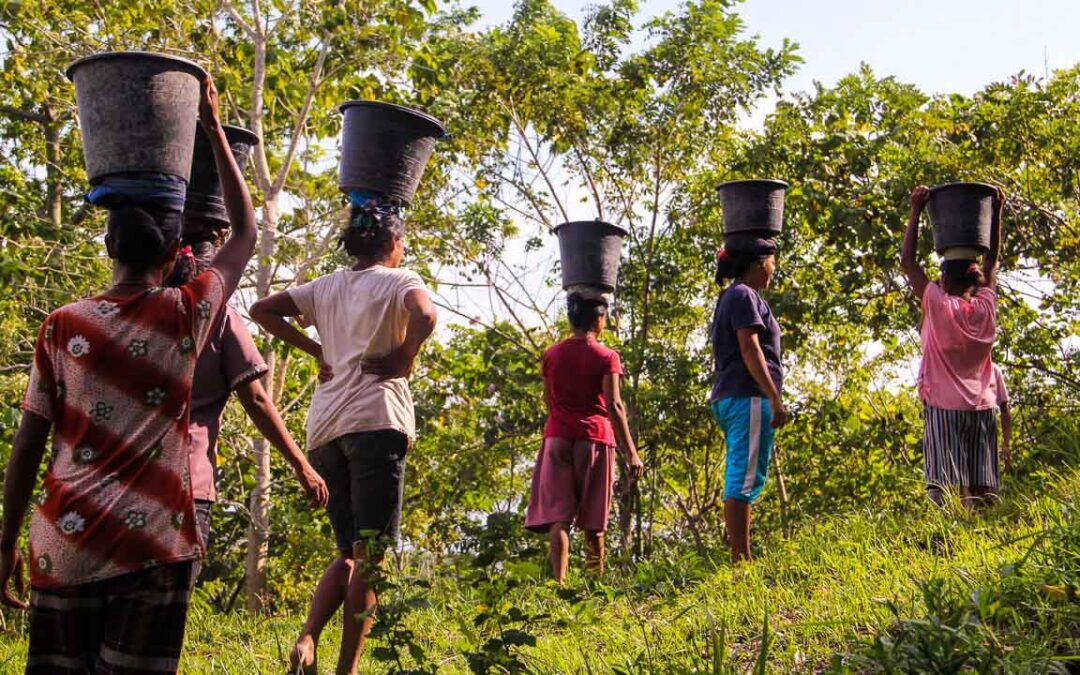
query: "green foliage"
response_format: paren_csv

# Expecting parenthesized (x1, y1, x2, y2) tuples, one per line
(0, 0, 1078, 669)
(830, 503, 1080, 674)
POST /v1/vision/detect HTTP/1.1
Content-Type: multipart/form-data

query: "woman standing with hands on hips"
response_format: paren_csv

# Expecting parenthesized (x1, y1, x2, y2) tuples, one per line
(251, 198, 436, 675)
(709, 235, 787, 564)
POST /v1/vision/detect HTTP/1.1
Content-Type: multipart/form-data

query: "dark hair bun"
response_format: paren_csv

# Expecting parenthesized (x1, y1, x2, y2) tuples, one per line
(106, 206, 180, 271)
(567, 293, 608, 331)
(340, 209, 406, 259)
(941, 259, 983, 287)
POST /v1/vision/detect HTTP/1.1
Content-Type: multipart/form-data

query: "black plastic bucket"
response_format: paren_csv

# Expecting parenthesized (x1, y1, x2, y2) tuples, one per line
(184, 123, 260, 226)
(338, 101, 447, 206)
(66, 51, 207, 183)
(716, 179, 788, 235)
(554, 220, 629, 292)
(927, 182, 995, 254)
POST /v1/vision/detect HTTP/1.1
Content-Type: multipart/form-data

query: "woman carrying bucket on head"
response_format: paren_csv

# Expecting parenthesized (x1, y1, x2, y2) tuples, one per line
(902, 183, 1005, 509)
(710, 180, 789, 564)
(0, 60, 256, 674)
(250, 101, 441, 675)
(525, 221, 643, 583)
(166, 125, 327, 577)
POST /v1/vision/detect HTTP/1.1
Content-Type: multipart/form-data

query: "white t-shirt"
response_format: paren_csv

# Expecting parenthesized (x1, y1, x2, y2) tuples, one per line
(288, 266, 428, 450)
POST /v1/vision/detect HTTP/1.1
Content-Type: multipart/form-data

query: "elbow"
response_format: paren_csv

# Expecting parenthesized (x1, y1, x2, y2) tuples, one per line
(239, 381, 272, 412)
(608, 398, 626, 420)
(249, 299, 273, 327)
(418, 306, 438, 334)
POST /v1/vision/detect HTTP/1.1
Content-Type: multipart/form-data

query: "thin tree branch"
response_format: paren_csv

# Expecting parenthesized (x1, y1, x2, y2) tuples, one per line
(221, 0, 258, 38)
(271, 37, 331, 195)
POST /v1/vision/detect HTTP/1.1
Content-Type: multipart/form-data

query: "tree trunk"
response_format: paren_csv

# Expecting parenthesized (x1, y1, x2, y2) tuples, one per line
(43, 112, 62, 228)
(243, 192, 279, 612)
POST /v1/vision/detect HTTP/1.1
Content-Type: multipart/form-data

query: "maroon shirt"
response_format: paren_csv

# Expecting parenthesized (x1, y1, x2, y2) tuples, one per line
(188, 306, 268, 501)
(542, 336, 623, 446)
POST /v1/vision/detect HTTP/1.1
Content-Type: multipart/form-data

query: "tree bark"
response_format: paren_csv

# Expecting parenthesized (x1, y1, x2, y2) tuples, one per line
(241, 0, 276, 613)
(43, 110, 62, 228)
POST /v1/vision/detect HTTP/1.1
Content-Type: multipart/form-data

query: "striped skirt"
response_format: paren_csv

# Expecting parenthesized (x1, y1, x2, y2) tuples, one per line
(922, 404, 1000, 490)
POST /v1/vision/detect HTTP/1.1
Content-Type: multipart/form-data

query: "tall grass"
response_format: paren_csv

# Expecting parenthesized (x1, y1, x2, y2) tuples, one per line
(0, 469, 1075, 673)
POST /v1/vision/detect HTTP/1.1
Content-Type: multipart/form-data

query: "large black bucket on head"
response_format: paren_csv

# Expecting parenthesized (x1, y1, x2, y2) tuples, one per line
(338, 101, 447, 206)
(554, 220, 629, 292)
(66, 51, 207, 183)
(184, 123, 260, 227)
(717, 179, 788, 236)
(927, 182, 995, 254)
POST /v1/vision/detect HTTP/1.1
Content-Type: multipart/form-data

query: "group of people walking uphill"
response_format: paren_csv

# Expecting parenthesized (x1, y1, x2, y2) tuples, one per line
(0, 63, 1014, 675)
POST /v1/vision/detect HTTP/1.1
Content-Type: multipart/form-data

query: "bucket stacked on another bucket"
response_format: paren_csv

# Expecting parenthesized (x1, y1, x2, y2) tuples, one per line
(716, 179, 788, 275)
(925, 182, 997, 260)
(67, 51, 207, 215)
(182, 124, 260, 239)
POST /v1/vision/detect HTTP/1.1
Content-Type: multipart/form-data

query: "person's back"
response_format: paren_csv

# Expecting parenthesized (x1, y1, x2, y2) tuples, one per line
(25, 274, 223, 586)
(919, 280, 997, 410)
(250, 206, 438, 675)
(289, 264, 426, 450)
(902, 185, 1005, 508)
(542, 336, 620, 445)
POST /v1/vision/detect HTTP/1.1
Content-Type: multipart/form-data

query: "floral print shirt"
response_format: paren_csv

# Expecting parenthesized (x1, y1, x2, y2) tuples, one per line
(22, 270, 225, 588)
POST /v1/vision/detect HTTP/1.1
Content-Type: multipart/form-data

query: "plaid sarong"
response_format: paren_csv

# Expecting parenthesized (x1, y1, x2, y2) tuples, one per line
(26, 562, 194, 674)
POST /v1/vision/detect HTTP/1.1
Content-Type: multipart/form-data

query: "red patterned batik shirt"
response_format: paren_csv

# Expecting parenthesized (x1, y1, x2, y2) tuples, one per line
(21, 270, 226, 589)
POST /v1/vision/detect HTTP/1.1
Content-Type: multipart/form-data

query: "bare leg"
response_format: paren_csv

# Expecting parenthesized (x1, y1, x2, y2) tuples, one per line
(336, 546, 383, 675)
(583, 530, 605, 576)
(724, 498, 752, 563)
(548, 522, 571, 583)
(292, 553, 353, 674)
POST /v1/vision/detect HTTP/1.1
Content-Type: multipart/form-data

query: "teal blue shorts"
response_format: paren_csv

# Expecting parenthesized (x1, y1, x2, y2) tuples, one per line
(711, 397, 775, 503)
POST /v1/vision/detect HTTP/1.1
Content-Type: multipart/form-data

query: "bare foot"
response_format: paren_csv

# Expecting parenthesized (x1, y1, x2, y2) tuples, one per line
(289, 636, 317, 675)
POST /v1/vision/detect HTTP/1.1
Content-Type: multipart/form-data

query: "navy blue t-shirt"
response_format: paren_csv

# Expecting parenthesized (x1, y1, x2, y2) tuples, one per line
(709, 282, 783, 401)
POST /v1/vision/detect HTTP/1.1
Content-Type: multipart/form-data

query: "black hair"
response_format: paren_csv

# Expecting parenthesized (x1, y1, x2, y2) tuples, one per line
(715, 252, 767, 284)
(941, 258, 983, 292)
(714, 235, 778, 285)
(339, 208, 406, 260)
(164, 240, 217, 288)
(163, 216, 229, 287)
(567, 293, 608, 332)
(106, 205, 181, 271)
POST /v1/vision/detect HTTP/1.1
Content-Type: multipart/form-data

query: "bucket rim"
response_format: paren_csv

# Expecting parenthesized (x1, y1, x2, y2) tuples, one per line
(552, 219, 629, 236)
(338, 100, 447, 137)
(66, 50, 208, 82)
(716, 178, 790, 191)
(220, 124, 260, 147)
(929, 181, 997, 194)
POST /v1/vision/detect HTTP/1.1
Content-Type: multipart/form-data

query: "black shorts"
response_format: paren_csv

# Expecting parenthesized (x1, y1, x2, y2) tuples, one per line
(309, 429, 409, 555)
(27, 562, 194, 674)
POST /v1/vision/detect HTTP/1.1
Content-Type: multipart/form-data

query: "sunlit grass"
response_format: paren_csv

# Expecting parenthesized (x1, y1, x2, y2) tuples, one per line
(0, 468, 1075, 673)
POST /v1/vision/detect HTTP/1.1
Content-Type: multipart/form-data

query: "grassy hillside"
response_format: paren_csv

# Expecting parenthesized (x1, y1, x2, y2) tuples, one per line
(1, 467, 1075, 673)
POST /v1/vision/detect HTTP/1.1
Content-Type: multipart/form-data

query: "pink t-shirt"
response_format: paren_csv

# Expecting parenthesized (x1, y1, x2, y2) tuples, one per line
(188, 306, 268, 502)
(918, 282, 997, 411)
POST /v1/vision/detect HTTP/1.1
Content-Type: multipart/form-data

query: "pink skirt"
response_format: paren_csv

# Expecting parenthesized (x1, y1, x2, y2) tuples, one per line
(524, 437, 615, 533)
